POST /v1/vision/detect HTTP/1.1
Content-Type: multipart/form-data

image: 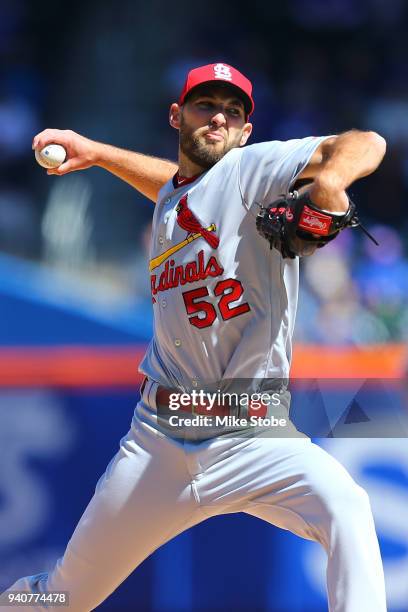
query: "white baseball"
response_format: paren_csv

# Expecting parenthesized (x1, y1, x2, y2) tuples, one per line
(35, 144, 67, 169)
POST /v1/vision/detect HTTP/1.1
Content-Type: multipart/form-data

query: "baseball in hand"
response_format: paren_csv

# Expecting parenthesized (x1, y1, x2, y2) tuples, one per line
(35, 144, 67, 169)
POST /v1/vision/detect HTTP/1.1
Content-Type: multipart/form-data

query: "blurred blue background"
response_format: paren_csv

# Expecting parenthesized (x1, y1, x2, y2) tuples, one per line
(1, 0, 408, 610)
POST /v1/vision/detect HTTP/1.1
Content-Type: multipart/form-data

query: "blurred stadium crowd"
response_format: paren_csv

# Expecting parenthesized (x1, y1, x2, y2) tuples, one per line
(1, 0, 407, 345)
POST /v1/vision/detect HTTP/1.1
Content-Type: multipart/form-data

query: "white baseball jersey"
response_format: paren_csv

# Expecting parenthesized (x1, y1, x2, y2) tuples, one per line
(140, 136, 328, 390)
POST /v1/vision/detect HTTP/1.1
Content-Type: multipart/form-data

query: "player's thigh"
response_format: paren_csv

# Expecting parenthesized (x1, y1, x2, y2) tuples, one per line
(69, 421, 198, 562)
(242, 438, 368, 543)
(49, 420, 202, 590)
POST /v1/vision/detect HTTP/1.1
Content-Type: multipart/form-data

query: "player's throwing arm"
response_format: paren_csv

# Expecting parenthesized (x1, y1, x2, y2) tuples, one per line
(32, 128, 177, 202)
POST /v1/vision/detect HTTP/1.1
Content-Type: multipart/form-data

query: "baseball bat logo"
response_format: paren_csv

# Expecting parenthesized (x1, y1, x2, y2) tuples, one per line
(149, 194, 219, 272)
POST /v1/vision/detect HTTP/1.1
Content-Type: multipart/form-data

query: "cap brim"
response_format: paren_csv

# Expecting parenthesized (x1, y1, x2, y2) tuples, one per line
(182, 80, 253, 116)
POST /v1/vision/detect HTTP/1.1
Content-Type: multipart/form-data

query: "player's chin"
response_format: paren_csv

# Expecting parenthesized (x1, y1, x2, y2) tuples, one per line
(205, 140, 228, 156)
(204, 145, 225, 159)
(188, 141, 228, 168)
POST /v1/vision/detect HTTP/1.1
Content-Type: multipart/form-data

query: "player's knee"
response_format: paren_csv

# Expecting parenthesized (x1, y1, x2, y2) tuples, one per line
(312, 479, 373, 548)
(324, 479, 372, 524)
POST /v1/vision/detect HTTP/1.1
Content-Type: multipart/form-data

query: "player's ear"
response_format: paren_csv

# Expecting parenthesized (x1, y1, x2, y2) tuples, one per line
(239, 122, 252, 146)
(169, 103, 181, 130)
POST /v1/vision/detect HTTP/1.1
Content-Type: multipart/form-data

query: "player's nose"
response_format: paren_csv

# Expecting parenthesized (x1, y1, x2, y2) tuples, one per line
(210, 112, 227, 128)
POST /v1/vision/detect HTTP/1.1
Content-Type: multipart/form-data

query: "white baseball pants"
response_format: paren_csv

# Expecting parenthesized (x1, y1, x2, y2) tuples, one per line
(6, 382, 386, 611)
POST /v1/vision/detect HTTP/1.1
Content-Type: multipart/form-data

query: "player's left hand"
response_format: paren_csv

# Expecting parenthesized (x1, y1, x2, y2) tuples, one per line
(256, 189, 359, 258)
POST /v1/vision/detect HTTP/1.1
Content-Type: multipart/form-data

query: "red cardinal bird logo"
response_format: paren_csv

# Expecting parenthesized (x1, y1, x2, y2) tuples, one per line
(176, 194, 219, 249)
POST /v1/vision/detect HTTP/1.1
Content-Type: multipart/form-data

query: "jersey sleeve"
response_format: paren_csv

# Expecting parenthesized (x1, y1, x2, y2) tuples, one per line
(238, 136, 331, 212)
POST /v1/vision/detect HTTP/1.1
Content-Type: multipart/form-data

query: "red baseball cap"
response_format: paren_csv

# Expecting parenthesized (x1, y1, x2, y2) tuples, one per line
(178, 63, 254, 116)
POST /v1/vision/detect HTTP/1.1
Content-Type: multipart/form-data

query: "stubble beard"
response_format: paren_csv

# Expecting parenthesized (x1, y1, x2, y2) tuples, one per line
(179, 116, 237, 170)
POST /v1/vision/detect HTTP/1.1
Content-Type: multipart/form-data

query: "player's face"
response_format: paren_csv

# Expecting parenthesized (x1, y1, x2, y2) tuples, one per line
(170, 85, 252, 171)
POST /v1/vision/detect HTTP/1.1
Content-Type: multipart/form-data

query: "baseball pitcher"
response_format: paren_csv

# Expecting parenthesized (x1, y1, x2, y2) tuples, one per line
(6, 63, 387, 611)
